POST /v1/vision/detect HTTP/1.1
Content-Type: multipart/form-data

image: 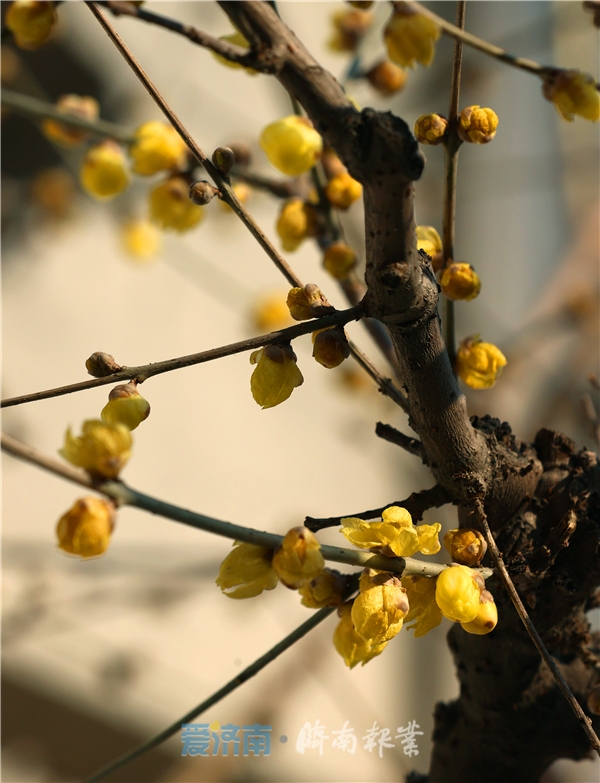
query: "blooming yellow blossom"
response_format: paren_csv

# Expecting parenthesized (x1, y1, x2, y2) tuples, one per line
(340, 505, 441, 558)
(458, 106, 498, 144)
(460, 591, 498, 635)
(542, 69, 600, 122)
(101, 382, 150, 432)
(80, 141, 130, 200)
(6, 0, 56, 50)
(149, 176, 204, 232)
(440, 263, 481, 301)
(216, 541, 278, 599)
(333, 602, 387, 668)
(286, 287, 313, 321)
(276, 198, 316, 252)
(312, 327, 350, 369)
(325, 171, 362, 210)
(271, 526, 324, 588)
(443, 528, 487, 567)
(435, 564, 481, 623)
(455, 336, 507, 389)
(60, 419, 132, 479)
(351, 570, 409, 646)
(323, 242, 357, 280)
(328, 8, 372, 52)
(260, 116, 323, 176)
(129, 121, 187, 176)
(56, 497, 115, 559)
(366, 60, 407, 95)
(249, 344, 304, 409)
(299, 568, 347, 608)
(251, 292, 292, 331)
(414, 113, 448, 145)
(121, 218, 162, 260)
(384, 5, 440, 69)
(401, 575, 443, 637)
(42, 95, 100, 148)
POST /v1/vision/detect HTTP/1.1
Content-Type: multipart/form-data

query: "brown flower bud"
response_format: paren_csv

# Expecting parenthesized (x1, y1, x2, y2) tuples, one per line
(212, 146, 236, 174)
(188, 180, 220, 205)
(366, 60, 407, 95)
(312, 327, 350, 369)
(85, 352, 122, 377)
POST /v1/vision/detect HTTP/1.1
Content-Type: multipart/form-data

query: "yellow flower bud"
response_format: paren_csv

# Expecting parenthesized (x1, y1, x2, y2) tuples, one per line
(460, 591, 498, 635)
(312, 327, 350, 369)
(458, 105, 499, 144)
(129, 121, 187, 176)
(42, 95, 100, 148)
(401, 575, 443, 637)
(276, 198, 316, 252)
(252, 292, 292, 331)
(366, 60, 407, 96)
(542, 69, 600, 122)
(101, 382, 150, 432)
(85, 352, 122, 378)
(216, 541, 278, 599)
(351, 570, 409, 646)
(271, 526, 325, 588)
(121, 218, 162, 260)
(440, 262, 481, 301)
(384, 4, 440, 69)
(60, 419, 132, 479)
(56, 497, 115, 559)
(325, 171, 362, 210)
(260, 116, 323, 176)
(212, 31, 258, 74)
(443, 528, 487, 567)
(6, 0, 57, 50)
(149, 176, 204, 232)
(455, 336, 507, 390)
(286, 284, 332, 321)
(414, 113, 448, 145)
(333, 602, 387, 668)
(249, 344, 304, 408)
(328, 8, 372, 53)
(80, 140, 130, 201)
(323, 242, 357, 280)
(299, 568, 347, 608)
(435, 564, 482, 623)
(340, 505, 441, 558)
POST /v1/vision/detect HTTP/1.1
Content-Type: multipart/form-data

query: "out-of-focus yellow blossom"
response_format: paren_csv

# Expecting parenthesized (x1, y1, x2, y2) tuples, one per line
(401, 575, 443, 637)
(325, 171, 362, 210)
(101, 382, 150, 432)
(416, 225, 443, 271)
(444, 528, 487, 567)
(42, 95, 100, 147)
(440, 262, 481, 301)
(323, 242, 357, 280)
(321, 146, 346, 179)
(249, 344, 304, 408)
(384, 4, 440, 69)
(121, 218, 162, 260)
(31, 168, 75, 219)
(312, 327, 350, 369)
(276, 198, 316, 252)
(56, 497, 115, 559)
(435, 564, 481, 623)
(149, 176, 204, 232)
(366, 60, 407, 95)
(460, 590, 498, 635)
(351, 570, 409, 646)
(414, 113, 448, 145)
(252, 292, 292, 331)
(333, 602, 387, 668)
(6, 1, 57, 50)
(60, 419, 132, 479)
(458, 106, 498, 144)
(129, 121, 187, 176)
(299, 568, 347, 608)
(340, 505, 441, 558)
(542, 69, 600, 122)
(216, 541, 278, 599)
(218, 182, 252, 212)
(80, 140, 130, 201)
(455, 336, 507, 389)
(271, 526, 324, 588)
(260, 115, 323, 176)
(328, 8, 372, 53)
(212, 31, 258, 74)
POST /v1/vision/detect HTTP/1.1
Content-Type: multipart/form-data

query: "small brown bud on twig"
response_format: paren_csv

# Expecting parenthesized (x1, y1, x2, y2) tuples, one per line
(85, 352, 122, 377)
(188, 180, 220, 205)
(212, 146, 236, 175)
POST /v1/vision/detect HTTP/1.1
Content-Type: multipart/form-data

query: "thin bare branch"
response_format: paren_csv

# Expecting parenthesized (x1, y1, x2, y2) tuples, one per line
(375, 421, 424, 458)
(347, 342, 408, 412)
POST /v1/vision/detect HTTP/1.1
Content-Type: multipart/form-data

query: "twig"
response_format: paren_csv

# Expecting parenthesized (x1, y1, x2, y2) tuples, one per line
(232, 169, 306, 200)
(375, 422, 424, 458)
(472, 499, 600, 756)
(1, 306, 363, 408)
(347, 341, 408, 412)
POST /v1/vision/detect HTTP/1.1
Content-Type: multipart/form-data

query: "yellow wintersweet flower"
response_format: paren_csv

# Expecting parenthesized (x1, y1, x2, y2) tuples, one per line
(216, 541, 278, 599)
(42, 95, 100, 148)
(325, 171, 362, 210)
(286, 284, 331, 321)
(340, 505, 441, 558)
(80, 141, 130, 201)
(328, 7, 372, 53)
(458, 106, 498, 144)
(260, 116, 323, 176)
(299, 568, 347, 608)
(312, 327, 350, 369)
(56, 497, 115, 558)
(384, 4, 440, 69)
(249, 344, 304, 409)
(129, 121, 187, 176)
(333, 602, 388, 668)
(435, 564, 481, 623)
(440, 263, 481, 301)
(6, 0, 57, 50)
(252, 292, 292, 331)
(443, 528, 487, 567)
(366, 60, 407, 96)
(455, 336, 507, 389)
(461, 591, 498, 635)
(101, 382, 150, 432)
(121, 218, 162, 260)
(272, 526, 324, 588)
(323, 242, 357, 280)
(351, 570, 410, 646)
(276, 198, 316, 252)
(542, 69, 600, 122)
(401, 575, 443, 637)
(149, 176, 204, 232)
(416, 225, 443, 272)
(60, 419, 132, 479)
(414, 113, 448, 145)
